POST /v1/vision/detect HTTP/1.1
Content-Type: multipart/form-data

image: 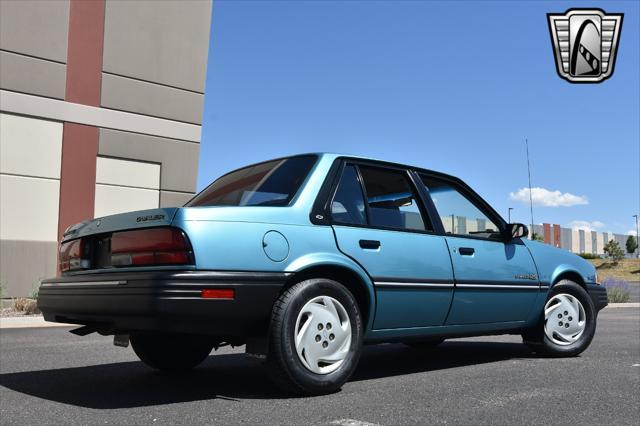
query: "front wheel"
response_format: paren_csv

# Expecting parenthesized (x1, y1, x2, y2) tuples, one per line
(264, 278, 363, 395)
(130, 333, 215, 371)
(523, 280, 597, 357)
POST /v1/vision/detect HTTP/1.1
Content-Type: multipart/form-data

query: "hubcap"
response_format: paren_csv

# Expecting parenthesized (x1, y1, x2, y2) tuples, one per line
(294, 296, 351, 374)
(544, 293, 586, 346)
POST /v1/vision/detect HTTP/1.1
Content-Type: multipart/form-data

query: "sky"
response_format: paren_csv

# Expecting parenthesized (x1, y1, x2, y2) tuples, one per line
(198, 0, 639, 236)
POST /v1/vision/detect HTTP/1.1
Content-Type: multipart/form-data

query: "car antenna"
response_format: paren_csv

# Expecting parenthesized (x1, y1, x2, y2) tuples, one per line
(526, 138, 535, 238)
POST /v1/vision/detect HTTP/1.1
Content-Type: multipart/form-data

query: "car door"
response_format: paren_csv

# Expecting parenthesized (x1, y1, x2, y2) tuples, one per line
(329, 162, 455, 329)
(418, 173, 540, 325)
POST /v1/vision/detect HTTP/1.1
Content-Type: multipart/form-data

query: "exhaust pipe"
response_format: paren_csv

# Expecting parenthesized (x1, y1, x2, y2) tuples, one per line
(69, 325, 99, 336)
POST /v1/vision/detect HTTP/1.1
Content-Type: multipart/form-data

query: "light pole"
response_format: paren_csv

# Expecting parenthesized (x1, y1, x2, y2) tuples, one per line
(508, 207, 514, 223)
(634, 214, 639, 258)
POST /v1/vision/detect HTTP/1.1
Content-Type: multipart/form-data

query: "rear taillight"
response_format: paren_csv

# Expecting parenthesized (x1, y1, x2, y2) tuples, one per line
(110, 228, 193, 267)
(59, 239, 88, 272)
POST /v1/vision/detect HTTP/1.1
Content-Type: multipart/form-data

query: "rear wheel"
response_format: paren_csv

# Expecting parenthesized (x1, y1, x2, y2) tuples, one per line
(264, 278, 363, 395)
(130, 333, 215, 371)
(523, 280, 596, 357)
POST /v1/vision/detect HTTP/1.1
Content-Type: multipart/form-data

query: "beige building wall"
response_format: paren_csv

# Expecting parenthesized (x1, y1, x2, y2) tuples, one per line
(441, 216, 454, 233)
(571, 229, 581, 253)
(94, 157, 161, 218)
(0, 1, 212, 298)
(584, 233, 592, 254)
(596, 233, 605, 255)
(0, 113, 62, 296)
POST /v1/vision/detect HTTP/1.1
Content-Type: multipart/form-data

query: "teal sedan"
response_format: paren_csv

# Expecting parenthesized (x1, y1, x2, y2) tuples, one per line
(39, 153, 607, 395)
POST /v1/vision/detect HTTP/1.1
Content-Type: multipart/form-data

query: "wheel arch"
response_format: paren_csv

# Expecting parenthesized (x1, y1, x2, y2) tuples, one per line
(551, 268, 586, 289)
(524, 267, 589, 329)
(284, 257, 376, 333)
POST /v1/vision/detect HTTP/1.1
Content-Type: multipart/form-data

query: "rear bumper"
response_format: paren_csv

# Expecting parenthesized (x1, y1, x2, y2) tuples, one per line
(586, 283, 608, 312)
(38, 270, 290, 337)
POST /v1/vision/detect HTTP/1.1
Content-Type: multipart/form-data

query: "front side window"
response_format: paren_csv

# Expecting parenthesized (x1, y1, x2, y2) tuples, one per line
(420, 175, 501, 238)
(187, 156, 317, 207)
(359, 166, 428, 231)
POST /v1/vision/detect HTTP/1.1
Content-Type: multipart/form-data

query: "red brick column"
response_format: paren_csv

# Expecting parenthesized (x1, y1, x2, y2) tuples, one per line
(57, 0, 105, 243)
(543, 223, 551, 244)
(553, 224, 561, 248)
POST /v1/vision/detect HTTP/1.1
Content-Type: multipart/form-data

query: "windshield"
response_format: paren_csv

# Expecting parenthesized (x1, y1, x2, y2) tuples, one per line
(186, 155, 317, 207)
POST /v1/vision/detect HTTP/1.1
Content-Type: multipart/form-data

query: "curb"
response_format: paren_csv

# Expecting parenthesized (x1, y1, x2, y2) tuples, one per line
(604, 302, 640, 309)
(0, 316, 74, 329)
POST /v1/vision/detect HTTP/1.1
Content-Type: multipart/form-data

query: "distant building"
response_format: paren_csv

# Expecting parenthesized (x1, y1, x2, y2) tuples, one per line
(1, 0, 212, 297)
(529, 224, 629, 256)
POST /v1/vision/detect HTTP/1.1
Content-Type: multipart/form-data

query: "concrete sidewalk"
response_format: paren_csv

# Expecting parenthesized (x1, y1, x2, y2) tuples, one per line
(605, 302, 640, 309)
(0, 316, 74, 329)
(1, 303, 638, 329)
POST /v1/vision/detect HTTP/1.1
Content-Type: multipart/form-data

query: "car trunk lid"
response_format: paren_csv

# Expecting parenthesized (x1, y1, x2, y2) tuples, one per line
(59, 208, 194, 272)
(62, 208, 180, 242)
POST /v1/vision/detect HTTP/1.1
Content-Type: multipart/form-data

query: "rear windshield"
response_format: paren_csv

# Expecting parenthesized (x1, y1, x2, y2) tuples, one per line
(186, 155, 317, 207)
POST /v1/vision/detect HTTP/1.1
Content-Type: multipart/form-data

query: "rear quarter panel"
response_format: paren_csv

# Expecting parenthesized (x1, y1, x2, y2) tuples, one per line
(179, 218, 335, 272)
(176, 215, 377, 332)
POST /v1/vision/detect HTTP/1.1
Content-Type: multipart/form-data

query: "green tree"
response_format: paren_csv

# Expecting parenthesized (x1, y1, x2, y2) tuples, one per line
(531, 232, 544, 242)
(603, 239, 625, 263)
(626, 235, 638, 255)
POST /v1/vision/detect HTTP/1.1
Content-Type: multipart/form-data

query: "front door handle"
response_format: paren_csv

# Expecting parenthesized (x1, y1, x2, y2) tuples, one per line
(359, 239, 381, 250)
(459, 247, 475, 256)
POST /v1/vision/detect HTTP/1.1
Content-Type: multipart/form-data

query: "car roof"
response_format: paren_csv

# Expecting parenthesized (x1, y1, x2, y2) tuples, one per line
(312, 152, 463, 183)
(311, 153, 506, 227)
(200, 152, 506, 227)
(215, 152, 466, 188)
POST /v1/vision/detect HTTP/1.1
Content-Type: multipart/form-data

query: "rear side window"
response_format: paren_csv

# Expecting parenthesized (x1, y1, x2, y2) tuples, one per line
(331, 165, 366, 225)
(358, 165, 429, 231)
(187, 156, 317, 207)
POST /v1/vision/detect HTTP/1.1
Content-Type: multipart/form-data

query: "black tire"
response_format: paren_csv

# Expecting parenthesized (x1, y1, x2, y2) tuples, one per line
(264, 278, 363, 395)
(404, 338, 445, 349)
(130, 333, 215, 371)
(522, 280, 597, 357)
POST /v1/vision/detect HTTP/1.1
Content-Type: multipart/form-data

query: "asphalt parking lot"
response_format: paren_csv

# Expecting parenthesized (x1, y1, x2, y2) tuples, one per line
(1, 307, 638, 425)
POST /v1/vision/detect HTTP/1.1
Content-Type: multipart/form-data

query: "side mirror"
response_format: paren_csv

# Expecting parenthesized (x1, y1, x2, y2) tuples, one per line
(505, 223, 528, 240)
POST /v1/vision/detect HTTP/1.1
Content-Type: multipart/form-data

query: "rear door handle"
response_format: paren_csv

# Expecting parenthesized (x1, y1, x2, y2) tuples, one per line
(459, 247, 475, 256)
(359, 239, 381, 250)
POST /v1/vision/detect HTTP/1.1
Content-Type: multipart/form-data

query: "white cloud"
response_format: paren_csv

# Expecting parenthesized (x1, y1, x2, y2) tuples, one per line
(568, 220, 605, 232)
(628, 230, 638, 236)
(509, 187, 588, 207)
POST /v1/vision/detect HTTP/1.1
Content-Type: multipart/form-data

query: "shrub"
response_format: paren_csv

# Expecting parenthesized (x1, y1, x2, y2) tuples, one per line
(603, 240, 625, 263)
(12, 297, 29, 312)
(602, 278, 631, 303)
(608, 288, 631, 303)
(578, 253, 600, 259)
(11, 297, 40, 315)
(626, 235, 638, 255)
(31, 280, 41, 300)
